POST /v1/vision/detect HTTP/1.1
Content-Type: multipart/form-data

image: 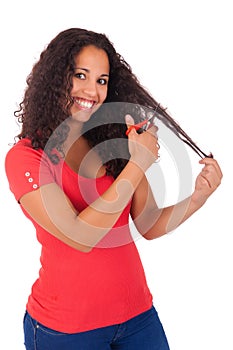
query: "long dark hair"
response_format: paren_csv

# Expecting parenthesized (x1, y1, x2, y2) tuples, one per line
(14, 27, 211, 178)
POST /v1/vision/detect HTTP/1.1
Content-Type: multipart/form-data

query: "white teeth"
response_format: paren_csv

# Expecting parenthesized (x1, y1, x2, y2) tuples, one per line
(75, 99, 93, 109)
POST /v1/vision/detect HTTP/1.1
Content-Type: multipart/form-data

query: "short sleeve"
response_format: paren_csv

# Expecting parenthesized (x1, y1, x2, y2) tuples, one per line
(5, 139, 56, 202)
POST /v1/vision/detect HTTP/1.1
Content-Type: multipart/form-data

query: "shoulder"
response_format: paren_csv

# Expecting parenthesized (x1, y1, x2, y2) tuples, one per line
(5, 138, 45, 179)
(5, 138, 57, 202)
(5, 138, 42, 160)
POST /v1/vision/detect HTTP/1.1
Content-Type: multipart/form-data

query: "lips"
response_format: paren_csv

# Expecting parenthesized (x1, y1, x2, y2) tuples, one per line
(73, 98, 95, 110)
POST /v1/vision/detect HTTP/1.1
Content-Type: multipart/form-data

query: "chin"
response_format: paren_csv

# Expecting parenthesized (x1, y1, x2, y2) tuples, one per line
(71, 105, 101, 123)
(71, 109, 94, 122)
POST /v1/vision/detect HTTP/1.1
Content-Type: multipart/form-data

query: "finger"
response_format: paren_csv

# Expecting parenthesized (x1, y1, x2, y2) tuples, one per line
(202, 165, 222, 183)
(125, 114, 137, 136)
(199, 158, 223, 180)
(146, 125, 158, 137)
(125, 114, 135, 128)
(198, 174, 211, 189)
(200, 166, 222, 189)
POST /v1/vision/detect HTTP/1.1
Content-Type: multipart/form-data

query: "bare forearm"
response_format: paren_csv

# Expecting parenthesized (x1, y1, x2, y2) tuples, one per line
(41, 160, 145, 249)
(133, 157, 222, 241)
(142, 195, 206, 240)
(78, 161, 144, 228)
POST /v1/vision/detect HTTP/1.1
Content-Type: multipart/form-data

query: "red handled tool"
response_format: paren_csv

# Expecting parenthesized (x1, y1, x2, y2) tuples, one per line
(125, 115, 156, 136)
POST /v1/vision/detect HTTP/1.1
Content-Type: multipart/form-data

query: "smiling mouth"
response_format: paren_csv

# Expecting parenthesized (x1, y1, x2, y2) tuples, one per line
(73, 98, 96, 110)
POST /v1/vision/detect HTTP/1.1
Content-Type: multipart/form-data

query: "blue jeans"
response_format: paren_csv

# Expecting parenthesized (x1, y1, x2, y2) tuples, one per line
(23, 306, 170, 349)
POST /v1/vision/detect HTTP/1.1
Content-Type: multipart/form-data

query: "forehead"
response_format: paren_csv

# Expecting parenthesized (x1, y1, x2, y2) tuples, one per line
(74, 45, 110, 72)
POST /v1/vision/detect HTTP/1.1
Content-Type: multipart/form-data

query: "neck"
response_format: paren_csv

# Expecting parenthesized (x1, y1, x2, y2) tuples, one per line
(62, 117, 84, 156)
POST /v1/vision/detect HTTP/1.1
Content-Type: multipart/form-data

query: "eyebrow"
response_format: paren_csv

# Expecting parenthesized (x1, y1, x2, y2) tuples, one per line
(75, 67, 109, 77)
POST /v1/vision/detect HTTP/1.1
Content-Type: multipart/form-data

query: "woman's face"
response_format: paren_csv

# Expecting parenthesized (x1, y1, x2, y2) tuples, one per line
(70, 45, 110, 122)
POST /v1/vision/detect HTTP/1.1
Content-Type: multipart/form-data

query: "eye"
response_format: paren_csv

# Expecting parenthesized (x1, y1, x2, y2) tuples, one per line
(74, 72, 86, 80)
(98, 78, 108, 85)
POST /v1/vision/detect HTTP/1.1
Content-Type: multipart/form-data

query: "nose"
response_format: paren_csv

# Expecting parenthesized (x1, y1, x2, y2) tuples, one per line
(83, 79, 97, 98)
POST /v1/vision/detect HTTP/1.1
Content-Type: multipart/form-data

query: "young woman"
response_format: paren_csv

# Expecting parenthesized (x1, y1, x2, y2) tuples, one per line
(5, 28, 222, 350)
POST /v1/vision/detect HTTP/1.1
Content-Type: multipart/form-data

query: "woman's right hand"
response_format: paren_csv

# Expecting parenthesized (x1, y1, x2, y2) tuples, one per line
(125, 114, 159, 172)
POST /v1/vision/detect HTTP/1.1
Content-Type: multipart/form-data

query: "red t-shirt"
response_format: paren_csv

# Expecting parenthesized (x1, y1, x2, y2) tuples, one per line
(5, 138, 153, 333)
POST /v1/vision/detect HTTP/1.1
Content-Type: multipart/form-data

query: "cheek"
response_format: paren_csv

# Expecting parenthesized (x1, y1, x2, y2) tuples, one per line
(71, 78, 79, 93)
(100, 86, 108, 102)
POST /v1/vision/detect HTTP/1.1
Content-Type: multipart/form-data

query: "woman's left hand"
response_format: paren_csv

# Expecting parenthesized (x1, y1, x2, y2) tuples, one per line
(192, 157, 223, 206)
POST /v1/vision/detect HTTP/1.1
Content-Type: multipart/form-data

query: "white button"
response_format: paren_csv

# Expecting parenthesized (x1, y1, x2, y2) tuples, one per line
(25, 172, 30, 177)
(28, 178, 33, 183)
(33, 184, 38, 189)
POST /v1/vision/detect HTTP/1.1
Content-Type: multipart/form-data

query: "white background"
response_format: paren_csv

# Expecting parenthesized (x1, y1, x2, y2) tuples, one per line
(1, 0, 232, 349)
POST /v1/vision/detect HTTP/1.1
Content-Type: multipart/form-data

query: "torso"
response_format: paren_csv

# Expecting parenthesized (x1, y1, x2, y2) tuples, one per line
(5, 137, 153, 333)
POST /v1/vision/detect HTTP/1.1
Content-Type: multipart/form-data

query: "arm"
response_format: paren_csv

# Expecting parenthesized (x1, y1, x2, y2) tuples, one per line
(20, 121, 159, 252)
(130, 157, 223, 240)
(20, 161, 145, 252)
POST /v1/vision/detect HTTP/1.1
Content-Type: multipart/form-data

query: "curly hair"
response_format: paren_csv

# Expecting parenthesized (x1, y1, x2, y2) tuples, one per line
(15, 28, 210, 178)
